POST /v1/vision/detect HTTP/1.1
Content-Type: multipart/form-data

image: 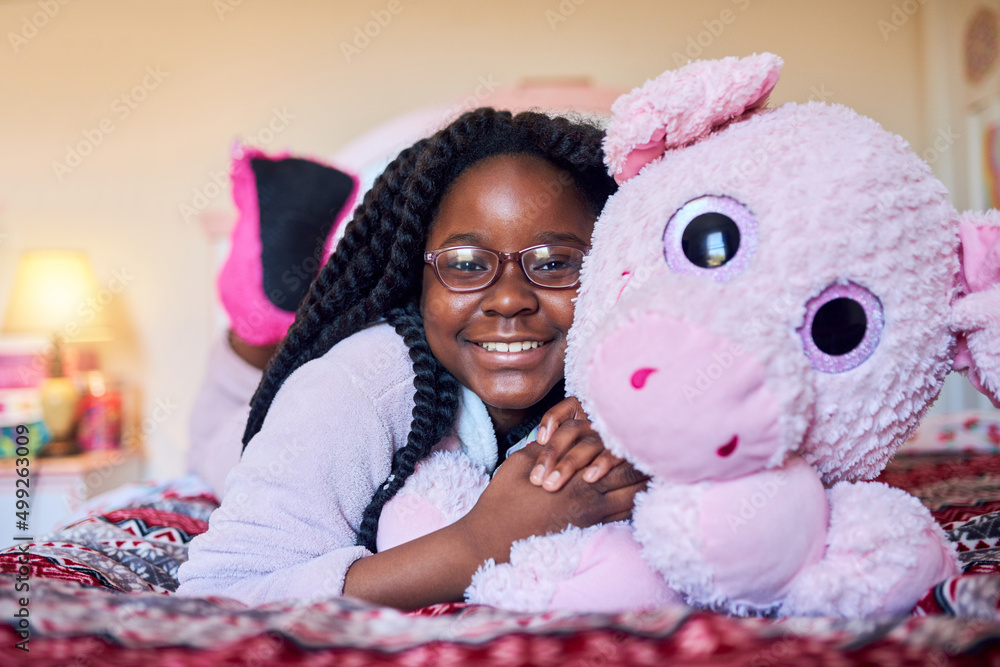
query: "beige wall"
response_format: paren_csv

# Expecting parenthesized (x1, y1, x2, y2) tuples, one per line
(0, 1, 946, 476)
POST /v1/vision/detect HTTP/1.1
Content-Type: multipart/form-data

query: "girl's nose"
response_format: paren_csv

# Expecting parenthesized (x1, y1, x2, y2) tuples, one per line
(481, 260, 539, 317)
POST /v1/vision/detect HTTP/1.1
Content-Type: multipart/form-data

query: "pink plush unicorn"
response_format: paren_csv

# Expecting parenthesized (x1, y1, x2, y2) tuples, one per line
(381, 54, 1000, 617)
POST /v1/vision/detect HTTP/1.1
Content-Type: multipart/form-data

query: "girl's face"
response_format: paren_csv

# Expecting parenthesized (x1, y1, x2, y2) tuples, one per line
(421, 153, 596, 434)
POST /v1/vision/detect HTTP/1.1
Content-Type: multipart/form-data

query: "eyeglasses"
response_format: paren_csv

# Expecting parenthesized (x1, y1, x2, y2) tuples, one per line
(423, 244, 590, 292)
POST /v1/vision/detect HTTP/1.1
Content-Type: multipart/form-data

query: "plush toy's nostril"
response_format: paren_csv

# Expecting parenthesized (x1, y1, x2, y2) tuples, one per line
(717, 435, 739, 457)
(630, 367, 657, 389)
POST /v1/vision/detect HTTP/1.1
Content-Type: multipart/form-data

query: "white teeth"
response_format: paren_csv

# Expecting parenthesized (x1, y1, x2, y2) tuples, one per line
(478, 341, 543, 352)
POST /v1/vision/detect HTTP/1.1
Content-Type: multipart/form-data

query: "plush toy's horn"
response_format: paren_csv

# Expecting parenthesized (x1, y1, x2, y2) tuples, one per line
(603, 53, 783, 184)
(952, 210, 1000, 407)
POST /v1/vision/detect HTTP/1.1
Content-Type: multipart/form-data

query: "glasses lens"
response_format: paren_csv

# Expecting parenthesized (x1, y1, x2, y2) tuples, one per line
(436, 248, 497, 290)
(523, 246, 585, 287)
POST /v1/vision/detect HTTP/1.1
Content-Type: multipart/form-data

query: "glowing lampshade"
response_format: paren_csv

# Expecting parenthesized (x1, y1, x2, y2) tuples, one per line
(3, 250, 111, 342)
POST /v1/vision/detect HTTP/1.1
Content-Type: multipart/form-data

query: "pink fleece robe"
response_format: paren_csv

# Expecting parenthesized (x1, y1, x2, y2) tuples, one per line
(176, 323, 503, 606)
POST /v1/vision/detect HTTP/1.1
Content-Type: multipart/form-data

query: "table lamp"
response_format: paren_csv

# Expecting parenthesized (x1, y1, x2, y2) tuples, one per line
(2, 250, 111, 456)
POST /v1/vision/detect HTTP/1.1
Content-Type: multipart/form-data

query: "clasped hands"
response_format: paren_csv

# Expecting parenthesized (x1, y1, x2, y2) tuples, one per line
(461, 397, 649, 565)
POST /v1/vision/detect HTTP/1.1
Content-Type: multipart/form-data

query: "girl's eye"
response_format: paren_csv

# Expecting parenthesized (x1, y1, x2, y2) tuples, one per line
(533, 259, 571, 272)
(663, 195, 758, 281)
(798, 282, 884, 373)
(448, 260, 489, 273)
(526, 248, 582, 277)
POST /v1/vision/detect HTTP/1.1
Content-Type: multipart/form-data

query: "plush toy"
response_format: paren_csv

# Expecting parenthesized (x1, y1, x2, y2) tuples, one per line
(379, 54, 1000, 617)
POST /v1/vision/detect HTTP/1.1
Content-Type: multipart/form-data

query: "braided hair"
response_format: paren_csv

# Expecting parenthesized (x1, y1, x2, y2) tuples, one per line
(241, 108, 616, 552)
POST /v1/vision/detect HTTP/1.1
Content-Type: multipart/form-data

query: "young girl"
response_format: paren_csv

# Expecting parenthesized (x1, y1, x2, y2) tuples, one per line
(177, 108, 647, 610)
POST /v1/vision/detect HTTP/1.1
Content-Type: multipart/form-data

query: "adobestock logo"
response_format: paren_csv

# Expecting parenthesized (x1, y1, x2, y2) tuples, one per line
(877, 0, 929, 41)
(441, 75, 502, 119)
(52, 65, 169, 182)
(7, 0, 71, 54)
(340, 0, 414, 63)
(178, 107, 295, 224)
(545, 0, 587, 31)
(670, 0, 752, 67)
(213, 0, 244, 21)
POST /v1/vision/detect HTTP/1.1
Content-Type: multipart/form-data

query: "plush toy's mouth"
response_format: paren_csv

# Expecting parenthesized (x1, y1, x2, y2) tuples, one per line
(717, 435, 739, 457)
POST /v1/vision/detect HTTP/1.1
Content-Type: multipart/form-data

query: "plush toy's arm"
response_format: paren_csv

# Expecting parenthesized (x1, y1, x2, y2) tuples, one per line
(466, 522, 680, 613)
(781, 481, 958, 618)
(376, 450, 489, 552)
(633, 457, 828, 615)
(386, 451, 680, 613)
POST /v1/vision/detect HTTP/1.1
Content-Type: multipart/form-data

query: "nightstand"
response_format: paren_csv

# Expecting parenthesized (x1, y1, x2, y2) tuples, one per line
(1, 449, 143, 547)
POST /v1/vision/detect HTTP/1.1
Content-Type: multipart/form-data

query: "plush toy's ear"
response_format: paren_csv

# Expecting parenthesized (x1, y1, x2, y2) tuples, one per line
(951, 211, 1000, 407)
(604, 53, 783, 184)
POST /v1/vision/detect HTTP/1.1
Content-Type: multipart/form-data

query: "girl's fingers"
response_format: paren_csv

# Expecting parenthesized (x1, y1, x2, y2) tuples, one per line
(540, 435, 604, 491)
(599, 480, 650, 522)
(530, 418, 597, 488)
(581, 449, 623, 483)
(592, 461, 650, 494)
(537, 397, 585, 446)
(531, 396, 627, 493)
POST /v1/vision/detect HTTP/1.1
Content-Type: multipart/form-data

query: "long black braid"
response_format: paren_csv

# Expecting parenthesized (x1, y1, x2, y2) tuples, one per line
(357, 302, 461, 548)
(240, 108, 616, 552)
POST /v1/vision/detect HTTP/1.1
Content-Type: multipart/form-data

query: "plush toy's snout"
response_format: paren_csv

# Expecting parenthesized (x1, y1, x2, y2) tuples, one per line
(588, 313, 783, 483)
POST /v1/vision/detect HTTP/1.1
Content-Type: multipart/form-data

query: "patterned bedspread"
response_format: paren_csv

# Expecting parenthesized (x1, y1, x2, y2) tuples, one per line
(3, 450, 1000, 665)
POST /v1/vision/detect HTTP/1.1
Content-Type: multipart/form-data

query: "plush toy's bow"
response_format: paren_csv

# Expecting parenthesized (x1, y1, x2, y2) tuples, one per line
(952, 211, 1000, 407)
(604, 53, 783, 184)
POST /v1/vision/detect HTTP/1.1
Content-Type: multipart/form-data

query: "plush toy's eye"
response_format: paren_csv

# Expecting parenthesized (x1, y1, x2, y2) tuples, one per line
(799, 282, 884, 373)
(681, 213, 740, 268)
(811, 299, 866, 355)
(663, 195, 757, 281)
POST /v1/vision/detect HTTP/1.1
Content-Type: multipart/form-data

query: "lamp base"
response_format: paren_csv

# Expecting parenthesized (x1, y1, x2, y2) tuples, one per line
(40, 375, 80, 458)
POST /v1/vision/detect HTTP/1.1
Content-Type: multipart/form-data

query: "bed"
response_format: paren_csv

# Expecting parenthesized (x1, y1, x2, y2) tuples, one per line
(2, 413, 1000, 665)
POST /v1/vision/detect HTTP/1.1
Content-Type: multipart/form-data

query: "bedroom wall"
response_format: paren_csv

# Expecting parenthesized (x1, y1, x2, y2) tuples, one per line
(0, 0, 963, 478)
(919, 0, 1000, 414)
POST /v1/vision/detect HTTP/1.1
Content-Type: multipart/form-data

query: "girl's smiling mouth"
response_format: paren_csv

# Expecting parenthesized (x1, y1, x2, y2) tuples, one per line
(468, 337, 556, 369)
(476, 340, 549, 352)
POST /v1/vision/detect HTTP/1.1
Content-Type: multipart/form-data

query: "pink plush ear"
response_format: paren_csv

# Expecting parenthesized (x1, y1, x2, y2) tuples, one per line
(604, 53, 783, 184)
(952, 210, 1000, 407)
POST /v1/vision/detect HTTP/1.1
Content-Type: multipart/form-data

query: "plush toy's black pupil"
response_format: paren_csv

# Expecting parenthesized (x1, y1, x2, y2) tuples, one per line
(811, 298, 867, 356)
(681, 213, 740, 268)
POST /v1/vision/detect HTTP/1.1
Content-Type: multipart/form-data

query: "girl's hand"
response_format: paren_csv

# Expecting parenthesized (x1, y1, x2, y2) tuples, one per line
(530, 396, 634, 492)
(460, 441, 647, 564)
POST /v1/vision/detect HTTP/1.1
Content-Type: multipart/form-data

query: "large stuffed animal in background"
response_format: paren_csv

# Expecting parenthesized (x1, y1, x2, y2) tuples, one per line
(381, 54, 1000, 617)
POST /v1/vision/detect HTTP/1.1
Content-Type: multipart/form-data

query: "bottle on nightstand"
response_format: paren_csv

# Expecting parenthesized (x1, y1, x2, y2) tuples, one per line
(76, 370, 122, 452)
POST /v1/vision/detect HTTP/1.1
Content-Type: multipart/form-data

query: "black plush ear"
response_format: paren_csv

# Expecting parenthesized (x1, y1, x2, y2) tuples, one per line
(951, 211, 1000, 407)
(603, 53, 783, 184)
